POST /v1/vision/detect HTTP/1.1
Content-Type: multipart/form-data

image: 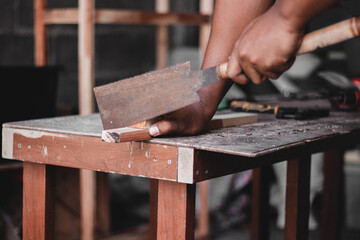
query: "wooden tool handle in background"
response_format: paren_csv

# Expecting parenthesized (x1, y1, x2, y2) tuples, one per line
(216, 16, 360, 79)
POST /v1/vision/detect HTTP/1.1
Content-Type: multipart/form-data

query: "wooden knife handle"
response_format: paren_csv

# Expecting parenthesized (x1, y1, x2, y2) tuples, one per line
(297, 16, 360, 55)
(216, 62, 229, 79)
(216, 16, 360, 79)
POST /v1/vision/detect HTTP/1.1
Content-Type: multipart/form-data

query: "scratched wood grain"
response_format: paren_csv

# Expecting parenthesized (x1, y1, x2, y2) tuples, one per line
(4, 112, 360, 158)
(156, 180, 195, 240)
(12, 133, 178, 181)
(23, 162, 55, 240)
(151, 112, 360, 157)
(284, 155, 311, 240)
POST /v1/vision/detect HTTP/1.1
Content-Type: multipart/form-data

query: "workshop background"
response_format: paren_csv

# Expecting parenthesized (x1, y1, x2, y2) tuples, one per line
(1, 0, 360, 240)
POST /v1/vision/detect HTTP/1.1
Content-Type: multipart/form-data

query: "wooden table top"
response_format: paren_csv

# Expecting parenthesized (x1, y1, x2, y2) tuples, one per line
(3, 111, 360, 183)
(3, 111, 360, 157)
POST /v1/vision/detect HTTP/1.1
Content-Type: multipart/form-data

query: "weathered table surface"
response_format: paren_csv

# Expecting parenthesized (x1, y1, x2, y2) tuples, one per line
(4, 111, 360, 157)
(3, 112, 360, 184)
(2, 111, 360, 240)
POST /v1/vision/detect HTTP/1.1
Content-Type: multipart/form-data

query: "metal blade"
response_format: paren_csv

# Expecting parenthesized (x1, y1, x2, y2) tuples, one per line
(192, 65, 223, 90)
(95, 62, 195, 129)
(94, 63, 224, 130)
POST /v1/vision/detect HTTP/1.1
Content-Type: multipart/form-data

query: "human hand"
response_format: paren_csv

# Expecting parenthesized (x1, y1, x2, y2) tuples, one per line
(148, 79, 232, 137)
(226, 5, 305, 84)
(147, 101, 209, 137)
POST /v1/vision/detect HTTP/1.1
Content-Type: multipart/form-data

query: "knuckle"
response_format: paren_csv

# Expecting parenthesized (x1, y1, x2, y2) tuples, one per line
(249, 55, 262, 67)
(226, 68, 236, 79)
(238, 51, 249, 61)
(262, 60, 273, 71)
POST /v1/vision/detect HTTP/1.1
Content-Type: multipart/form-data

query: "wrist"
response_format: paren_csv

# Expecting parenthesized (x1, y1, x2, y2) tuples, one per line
(271, 0, 308, 32)
(198, 79, 233, 120)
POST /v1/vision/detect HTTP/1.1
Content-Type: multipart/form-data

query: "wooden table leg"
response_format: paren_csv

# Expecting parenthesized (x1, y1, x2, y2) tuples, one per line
(152, 180, 196, 240)
(80, 169, 96, 240)
(23, 162, 55, 240)
(321, 150, 344, 240)
(251, 167, 270, 240)
(284, 155, 311, 240)
(96, 172, 110, 235)
(149, 179, 159, 240)
(196, 180, 209, 240)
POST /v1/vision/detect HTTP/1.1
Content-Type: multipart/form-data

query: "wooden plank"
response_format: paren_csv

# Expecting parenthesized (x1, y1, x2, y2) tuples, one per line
(43, 9, 210, 25)
(156, 0, 169, 13)
(320, 150, 344, 240)
(155, 0, 169, 69)
(250, 167, 270, 240)
(34, 0, 47, 66)
(284, 156, 311, 240)
(102, 113, 257, 143)
(156, 25, 168, 69)
(23, 162, 55, 240)
(206, 112, 257, 130)
(78, 1, 96, 239)
(191, 145, 306, 183)
(78, 0, 95, 115)
(157, 180, 196, 240)
(11, 130, 179, 181)
(102, 127, 151, 143)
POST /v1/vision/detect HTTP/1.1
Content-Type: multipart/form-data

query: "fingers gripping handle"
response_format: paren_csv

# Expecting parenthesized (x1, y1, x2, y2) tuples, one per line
(297, 16, 360, 55)
(215, 17, 360, 79)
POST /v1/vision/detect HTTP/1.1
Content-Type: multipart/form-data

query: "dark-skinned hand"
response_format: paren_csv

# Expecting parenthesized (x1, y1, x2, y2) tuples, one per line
(227, 5, 304, 84)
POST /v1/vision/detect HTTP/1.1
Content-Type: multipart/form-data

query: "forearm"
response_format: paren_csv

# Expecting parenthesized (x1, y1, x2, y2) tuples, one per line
(273, 0, 339, 30)
(199, 0, 273, 118)
(203, 0, 273, 69)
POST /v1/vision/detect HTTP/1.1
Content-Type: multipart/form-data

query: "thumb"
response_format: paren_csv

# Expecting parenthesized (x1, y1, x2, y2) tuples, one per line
(149, 119, 179, 137)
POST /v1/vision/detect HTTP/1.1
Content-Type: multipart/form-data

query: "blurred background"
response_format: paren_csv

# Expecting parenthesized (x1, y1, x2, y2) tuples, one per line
(1, 0, 360, 239)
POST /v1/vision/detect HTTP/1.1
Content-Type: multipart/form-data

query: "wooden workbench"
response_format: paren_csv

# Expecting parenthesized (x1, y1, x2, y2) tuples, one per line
(2, 112, 360, 240)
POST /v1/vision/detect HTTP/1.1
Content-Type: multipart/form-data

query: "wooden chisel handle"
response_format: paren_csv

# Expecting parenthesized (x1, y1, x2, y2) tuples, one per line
(298, 16, 360, 54)
(216, 16, 360, 79)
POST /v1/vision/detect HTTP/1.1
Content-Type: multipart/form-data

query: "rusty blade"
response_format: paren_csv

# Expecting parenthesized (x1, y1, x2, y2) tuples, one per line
(94, 62, 193, 129)
(94, 62, 224, 130)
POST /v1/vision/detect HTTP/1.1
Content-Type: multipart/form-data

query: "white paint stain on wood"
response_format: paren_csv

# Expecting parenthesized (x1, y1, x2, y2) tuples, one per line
(2, 127, 14, 159)
(177, 147, 194, 184)
(129, 141, 133, 168)
(145, 146, 151, 159)
(2, 127, 69, 160)
(42, 146, 48, 157)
